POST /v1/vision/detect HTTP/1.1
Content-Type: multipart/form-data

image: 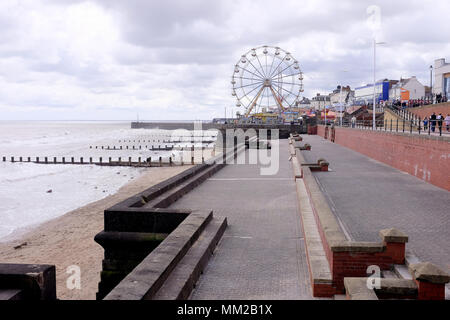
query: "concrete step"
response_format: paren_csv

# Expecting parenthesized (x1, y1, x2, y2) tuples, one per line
(382, 270, 399, 279)
(393, 264, 413, 280)
(393, 252, 420, 281)
(153, 216, 227, 300)
(0, 289, 24, 300)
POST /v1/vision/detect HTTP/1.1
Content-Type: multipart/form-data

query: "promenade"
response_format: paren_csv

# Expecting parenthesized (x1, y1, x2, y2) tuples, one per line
(301, 135, 450, 273)
(168, 140, 313, 299)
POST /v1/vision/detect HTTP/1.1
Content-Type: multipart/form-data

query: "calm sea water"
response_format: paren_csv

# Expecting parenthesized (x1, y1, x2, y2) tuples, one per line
(0, 121, 212, 240)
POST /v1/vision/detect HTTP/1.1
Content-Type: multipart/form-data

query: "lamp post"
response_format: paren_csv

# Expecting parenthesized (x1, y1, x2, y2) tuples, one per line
(339, 70, 348, 126)
(372, 40, 386, 129)
(429, 65, 433, 103)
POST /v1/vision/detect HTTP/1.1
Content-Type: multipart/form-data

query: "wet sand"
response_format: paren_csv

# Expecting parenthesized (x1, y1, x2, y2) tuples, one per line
(0, 165, 191, 300)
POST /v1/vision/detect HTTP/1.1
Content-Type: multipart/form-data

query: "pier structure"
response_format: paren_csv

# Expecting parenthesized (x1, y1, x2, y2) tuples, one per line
(130, 121, 307, 138)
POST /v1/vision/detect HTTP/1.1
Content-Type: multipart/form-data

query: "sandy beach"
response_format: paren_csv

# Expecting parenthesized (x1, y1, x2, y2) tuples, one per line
(0, 165, 191, 300)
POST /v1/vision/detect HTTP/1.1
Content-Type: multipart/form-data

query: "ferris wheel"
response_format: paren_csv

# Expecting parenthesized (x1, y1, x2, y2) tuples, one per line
(231, 45, 304, 117)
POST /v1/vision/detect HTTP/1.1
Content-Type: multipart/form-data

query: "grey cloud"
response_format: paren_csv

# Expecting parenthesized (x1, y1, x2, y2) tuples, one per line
(1, 0, 449, 120)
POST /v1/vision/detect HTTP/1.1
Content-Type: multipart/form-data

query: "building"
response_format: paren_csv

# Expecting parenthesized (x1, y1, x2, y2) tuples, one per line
(329, 85, 355, 107)
(433, 58, 450, 98)
(389, 76, 425, 102)
(354, 80, 392, 105)
(296, 97, 311, 108)
(310, 93, 330, 110)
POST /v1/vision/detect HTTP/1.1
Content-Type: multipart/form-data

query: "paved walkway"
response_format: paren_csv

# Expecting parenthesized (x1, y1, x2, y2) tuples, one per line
(169, 140, 313, 299)
(301, 135, 450, 272)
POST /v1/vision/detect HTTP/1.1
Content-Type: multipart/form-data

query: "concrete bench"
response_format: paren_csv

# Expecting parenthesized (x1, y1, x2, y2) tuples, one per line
(0, 264, 56, 300)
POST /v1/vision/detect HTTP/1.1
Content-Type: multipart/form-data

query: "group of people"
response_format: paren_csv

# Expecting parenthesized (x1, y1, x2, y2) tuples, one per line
(390, 93, 448, 109)
(391, 99, 434, 109)
(435, 93, 448, 104)
(423, 113, 450, 134)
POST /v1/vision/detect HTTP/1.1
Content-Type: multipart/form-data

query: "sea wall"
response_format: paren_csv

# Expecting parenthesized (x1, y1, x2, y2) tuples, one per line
(318, 126, 450, 191)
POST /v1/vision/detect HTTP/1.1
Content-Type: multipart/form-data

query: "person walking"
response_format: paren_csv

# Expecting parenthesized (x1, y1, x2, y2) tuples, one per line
(445, 114, 450, 132)
(351, 116, 356, 128)
(423, 116, 429, 131)
(430, 112, 437, 133)
(437, 113, 444, 135)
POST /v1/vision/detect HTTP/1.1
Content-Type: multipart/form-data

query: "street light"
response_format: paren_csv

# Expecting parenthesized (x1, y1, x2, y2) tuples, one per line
(429, 65, 433, 103)
(372, 40, 386, 129)
(339, 70, 348, 126)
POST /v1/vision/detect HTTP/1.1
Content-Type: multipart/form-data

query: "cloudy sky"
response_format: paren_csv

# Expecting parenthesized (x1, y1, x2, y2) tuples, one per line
(1, 0, 449, 120)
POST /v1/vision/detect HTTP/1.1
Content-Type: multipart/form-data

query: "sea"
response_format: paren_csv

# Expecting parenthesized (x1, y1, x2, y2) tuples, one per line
(0, 121, 216, 241)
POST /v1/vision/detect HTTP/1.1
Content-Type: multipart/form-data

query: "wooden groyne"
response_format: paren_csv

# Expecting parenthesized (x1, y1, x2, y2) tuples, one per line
(117, 139, 217, 144)
(88, 145, 214, 151)
(2, 156, 206, 167)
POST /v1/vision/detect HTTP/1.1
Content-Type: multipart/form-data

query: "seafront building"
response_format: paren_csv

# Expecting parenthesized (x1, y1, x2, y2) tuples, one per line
(329, 85, 354, 105)
(354, 80, 393, 105)
(296, 97, 311, 109)
(434, 58, 450, 98)
(310, 93, 331, 111)
(389, 76, 425, 102)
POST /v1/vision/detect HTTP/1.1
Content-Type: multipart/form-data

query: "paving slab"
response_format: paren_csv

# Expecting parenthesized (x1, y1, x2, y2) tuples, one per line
(168, 140, 313, 299)
(301, 135, 450, 273)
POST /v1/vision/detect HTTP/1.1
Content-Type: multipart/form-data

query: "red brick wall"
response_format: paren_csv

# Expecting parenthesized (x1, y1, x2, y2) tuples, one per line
(415, 280, 446, 300)
(408, 102, 450, 119)
(331, 244, 405, 292)
(318, 126, 450, 191)
(317, 125, 325, 137)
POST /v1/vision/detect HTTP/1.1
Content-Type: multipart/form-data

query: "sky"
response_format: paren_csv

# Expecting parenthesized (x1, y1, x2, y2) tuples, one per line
(0, 0, 449, 120)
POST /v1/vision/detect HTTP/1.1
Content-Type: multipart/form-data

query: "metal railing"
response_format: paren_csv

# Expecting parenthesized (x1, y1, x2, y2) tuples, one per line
(385, 104, 421, 127)
(319, 118, 446, 136)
